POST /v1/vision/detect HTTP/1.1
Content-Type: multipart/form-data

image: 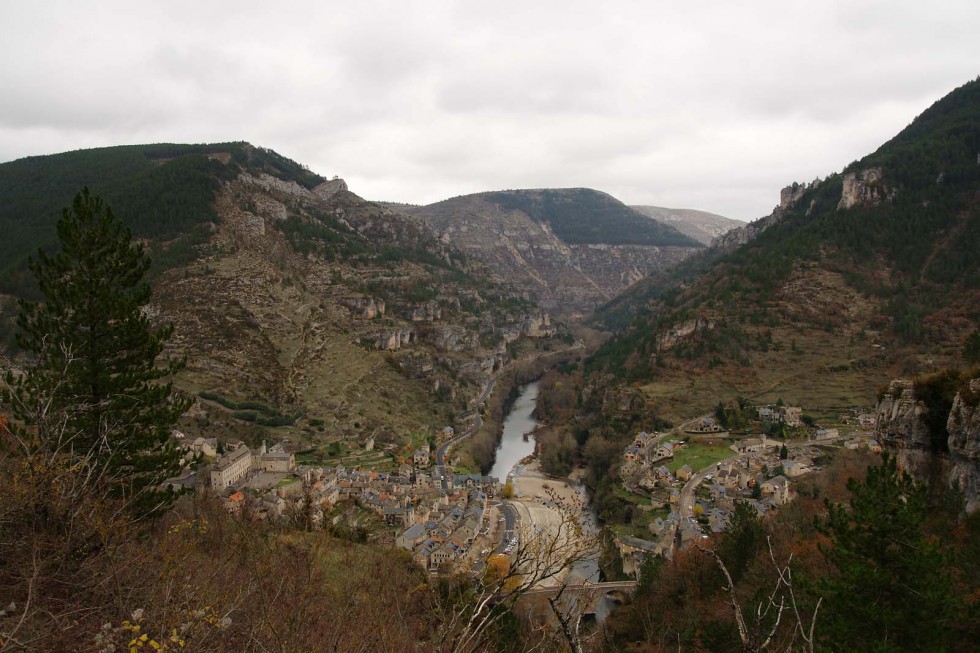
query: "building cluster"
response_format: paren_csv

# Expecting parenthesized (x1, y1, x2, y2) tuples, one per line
(757, 404, 803, 427)
(615, 429, 824, 577)
(209, 441, 296, 490)
(174, 430, 500, 573)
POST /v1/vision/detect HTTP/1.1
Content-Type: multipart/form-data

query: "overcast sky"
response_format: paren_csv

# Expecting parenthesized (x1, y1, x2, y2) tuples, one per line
(2, 1, 978, 221)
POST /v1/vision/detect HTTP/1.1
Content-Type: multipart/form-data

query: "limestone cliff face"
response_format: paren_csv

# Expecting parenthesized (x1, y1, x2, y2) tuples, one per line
(656, 318, 714, 352)
(148, 167, 563, 442)
(710, 180, 820, 252)
(876, 380, 932, 450)
(876, 378, 980, 512)
(406, 194, 696, 316)
(947, 379, 980, 510)
(630, 206, 743, 246)
(838, 167, 890, 210)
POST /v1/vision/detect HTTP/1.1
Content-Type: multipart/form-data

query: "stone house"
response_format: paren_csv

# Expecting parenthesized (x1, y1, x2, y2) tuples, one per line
(261, 447, 295, 473)
(676, 464, 693, 482)
(857, 413, 877, 430)
(761, 475, 791, 505)
(210, 444, 253, 490)
(779, 406, 802, 427)
(414, 445, 431, 468)
(430, 543, 454, 570)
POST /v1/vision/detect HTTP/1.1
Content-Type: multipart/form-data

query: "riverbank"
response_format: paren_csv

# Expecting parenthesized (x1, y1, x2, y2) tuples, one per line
(463, 345, 584, 473)
(509, 459, 596, 587)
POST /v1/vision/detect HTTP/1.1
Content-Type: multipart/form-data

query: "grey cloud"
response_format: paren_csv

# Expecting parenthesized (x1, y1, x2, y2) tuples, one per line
(1, 1, 979, 222)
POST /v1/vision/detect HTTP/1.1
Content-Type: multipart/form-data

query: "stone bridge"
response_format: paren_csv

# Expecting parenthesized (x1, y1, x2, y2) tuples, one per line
(514, 581, 638, 621)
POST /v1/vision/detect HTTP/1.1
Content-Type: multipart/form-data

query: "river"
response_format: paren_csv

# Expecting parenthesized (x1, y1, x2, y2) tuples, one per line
(491, 381, 616, 621)
(488, 381, 540, 481)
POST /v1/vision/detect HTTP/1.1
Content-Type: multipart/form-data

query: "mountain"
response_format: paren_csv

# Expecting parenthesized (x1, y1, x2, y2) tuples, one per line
(403, 188, 703, 316)
(588, 78, 980, 415)
(630, 205, 743, 246)
(0, 143, 564, 455)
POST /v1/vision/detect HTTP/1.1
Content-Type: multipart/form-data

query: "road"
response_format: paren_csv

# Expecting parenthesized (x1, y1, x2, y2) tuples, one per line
(494, 501, 519, 553)
(435, 376, 496, 468)
(676, 437, 839, 536)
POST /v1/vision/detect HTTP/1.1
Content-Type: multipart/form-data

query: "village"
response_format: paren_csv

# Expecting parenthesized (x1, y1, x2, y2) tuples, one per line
(162, 398, 884, 583)
(611, 404, 882, 576)
(165, 432, 507, 574)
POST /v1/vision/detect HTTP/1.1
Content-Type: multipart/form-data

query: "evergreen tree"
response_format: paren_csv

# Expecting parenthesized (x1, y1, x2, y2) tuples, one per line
(717, 502, 765, 584)
(816, 455, 958, 652)
(965, 328, 980, 365)
(5, 188, 188, 515)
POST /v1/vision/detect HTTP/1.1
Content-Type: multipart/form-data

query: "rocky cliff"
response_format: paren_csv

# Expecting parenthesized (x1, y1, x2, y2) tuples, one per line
(710, 180, 822, 251)
(709, 167, 895, 253)
(631, 205, 743, 246)
(876, 377, 980, 512)
(0, 143, 569, 447)
(837, 167, 891, 210)
(405, 190, 700, 316)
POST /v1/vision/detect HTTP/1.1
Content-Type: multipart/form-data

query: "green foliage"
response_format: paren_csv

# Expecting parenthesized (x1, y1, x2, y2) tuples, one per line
(965, 328, 980, 365)
(717, 502, 766, 584)
(587, 78, 980, 380)
(714, 398, 751, 431)
(816, 455, 959, 652)
(277, 211, 367, 260)
(486, 188, 703, 247)
(243, 145, 326, 190)
(5, 189, 189, 514)
(635, 553, 666, 597)
(0, 142, 326, 294)
(198, 390, 278, 415)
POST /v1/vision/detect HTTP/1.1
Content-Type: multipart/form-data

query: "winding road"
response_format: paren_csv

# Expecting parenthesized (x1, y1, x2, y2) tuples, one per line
(436, 377, 495, 465)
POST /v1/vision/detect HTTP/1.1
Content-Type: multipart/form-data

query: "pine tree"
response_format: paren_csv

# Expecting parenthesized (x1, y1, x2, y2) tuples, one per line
(5, 188, 188, 515)
(816, 455, 958, 652)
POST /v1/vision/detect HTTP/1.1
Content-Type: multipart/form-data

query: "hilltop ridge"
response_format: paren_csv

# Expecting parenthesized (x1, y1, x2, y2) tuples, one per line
(404, 188, 703, 315)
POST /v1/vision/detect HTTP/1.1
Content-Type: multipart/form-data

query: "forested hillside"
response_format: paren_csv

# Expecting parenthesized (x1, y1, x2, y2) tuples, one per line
(588, 78, 980, 399)
(484, 188, 702, 247)
(0, 143, 325, 292)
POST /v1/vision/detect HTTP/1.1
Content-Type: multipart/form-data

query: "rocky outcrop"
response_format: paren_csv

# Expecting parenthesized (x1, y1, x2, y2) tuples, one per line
(656, 318, 714, 352)
(341, 297, 385, 319)
(401, 301, 442, 322)
(947, 379, 980, 511)
(876, 378, 980, 512)
(837, 167, 890, 210)
(313, 178, 348, 199)
(710, 180, 820, 252)
(246, 173, 313, 203)
(374, 328, 414, 351)
(948, 380, 980, 455)
(425, 325, 479, 352)
(876, 380, 932, 450)
(520, 311, 554, 338)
